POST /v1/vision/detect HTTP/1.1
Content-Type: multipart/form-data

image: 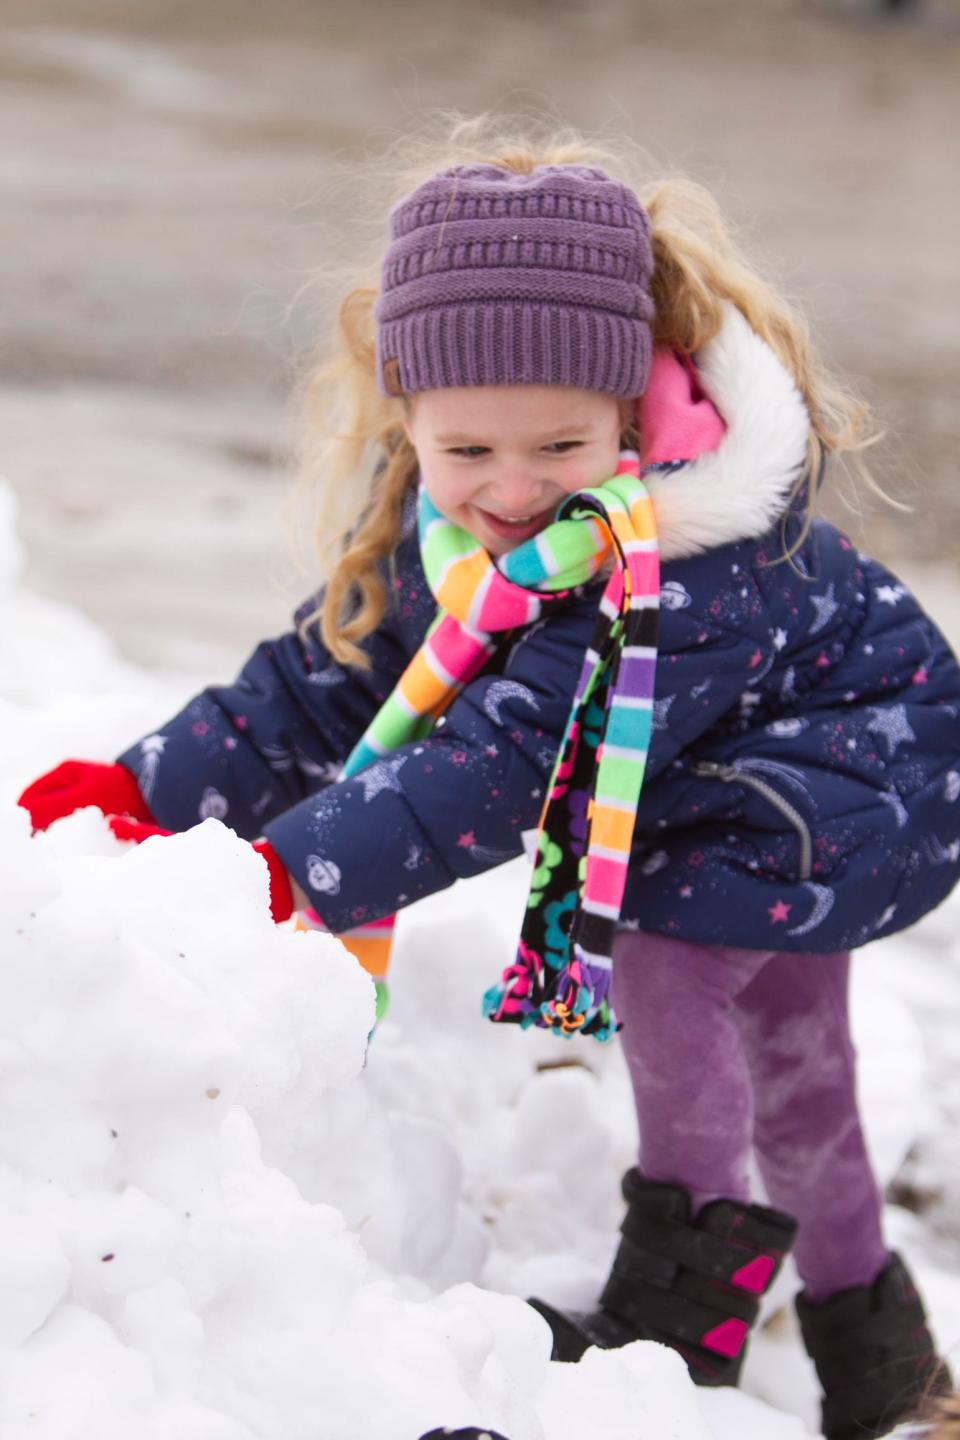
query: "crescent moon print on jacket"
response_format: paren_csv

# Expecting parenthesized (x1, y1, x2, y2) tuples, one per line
(119, 306, 960, 953)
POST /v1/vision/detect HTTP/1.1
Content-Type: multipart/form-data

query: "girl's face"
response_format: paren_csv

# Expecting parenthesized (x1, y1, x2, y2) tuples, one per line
(403, 384, 624, 555)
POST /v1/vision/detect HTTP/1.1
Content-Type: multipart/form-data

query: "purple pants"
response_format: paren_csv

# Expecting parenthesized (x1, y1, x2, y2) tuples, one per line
(612, 931, 889, 1301)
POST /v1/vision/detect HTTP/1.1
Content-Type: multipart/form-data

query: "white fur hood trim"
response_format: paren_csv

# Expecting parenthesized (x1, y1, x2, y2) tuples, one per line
(646, 305, 811, 562)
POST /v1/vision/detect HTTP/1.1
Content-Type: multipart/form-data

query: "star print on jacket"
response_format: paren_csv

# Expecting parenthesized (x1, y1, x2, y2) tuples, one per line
(866, 705, 917, 758)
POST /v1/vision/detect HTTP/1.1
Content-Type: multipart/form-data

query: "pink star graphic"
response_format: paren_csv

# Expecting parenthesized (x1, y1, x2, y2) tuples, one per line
(457, 831, 476, 849)
(912, 666, 928, 685)
(768, 899, 792, 924)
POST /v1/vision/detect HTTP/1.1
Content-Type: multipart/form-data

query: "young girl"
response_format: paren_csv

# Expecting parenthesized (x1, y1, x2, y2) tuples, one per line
(19, 131, 959, 1440)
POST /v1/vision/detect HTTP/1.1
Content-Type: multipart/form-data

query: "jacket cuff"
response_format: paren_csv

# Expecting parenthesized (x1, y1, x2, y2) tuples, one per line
(261, 779, 455, 934)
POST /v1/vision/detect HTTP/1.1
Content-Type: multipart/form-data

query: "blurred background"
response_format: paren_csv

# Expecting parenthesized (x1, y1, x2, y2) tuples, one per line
(2, 0, 958, 677)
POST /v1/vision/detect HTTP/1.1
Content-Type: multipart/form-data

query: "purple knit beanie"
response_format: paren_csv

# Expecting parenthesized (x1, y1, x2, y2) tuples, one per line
(374, 163, 655, 399)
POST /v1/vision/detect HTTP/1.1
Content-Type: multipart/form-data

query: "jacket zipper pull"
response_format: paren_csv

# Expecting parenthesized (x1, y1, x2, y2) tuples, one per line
(693, 760, 736, 781)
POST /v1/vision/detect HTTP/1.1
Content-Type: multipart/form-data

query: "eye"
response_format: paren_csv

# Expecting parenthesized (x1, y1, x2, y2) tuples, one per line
(447, 446, 490, 458)
(544, 440, 583, 454)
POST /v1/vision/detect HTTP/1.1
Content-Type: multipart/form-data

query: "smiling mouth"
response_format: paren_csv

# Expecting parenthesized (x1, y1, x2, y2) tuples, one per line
(476, 505, 555, 539)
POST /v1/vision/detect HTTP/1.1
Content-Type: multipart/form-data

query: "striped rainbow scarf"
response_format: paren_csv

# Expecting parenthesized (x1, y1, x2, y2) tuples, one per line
(315, 451, 660, 1041)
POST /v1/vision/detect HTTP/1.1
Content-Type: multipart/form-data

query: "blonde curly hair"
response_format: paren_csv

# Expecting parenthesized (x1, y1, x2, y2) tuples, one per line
(297, 115, 874, 668)
(927, 1393, 960, 1440)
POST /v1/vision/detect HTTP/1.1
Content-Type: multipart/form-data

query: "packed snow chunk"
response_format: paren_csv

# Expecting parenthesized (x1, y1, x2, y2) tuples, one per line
(0, 1198, 70, 1346)
(184, 1110, 367, 1335)
(484, 1065, 623, 1298)
(435, 1283, 550, 1390)
(301, 1281, 552, 1440)
(0, 1302, 254, 1440)
(387, 862, 539, 1101)
(0, 802, 60, 927)
(534, 1339, 711, 1440)
(436, 1284, 555, 1439)
(0, 1305, 158, 1440)
(116, 1276, 204, 1394)
(267, 1064, 487, 1286)
(57, 1184, 187, 1308)
(0, 818, 372, 1199)
(698, 1384, 818, 1440)
(385, 865, 637, 1302)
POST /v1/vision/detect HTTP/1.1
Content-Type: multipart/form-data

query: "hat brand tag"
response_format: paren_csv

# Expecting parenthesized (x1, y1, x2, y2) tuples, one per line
(382, 358, 403, 396)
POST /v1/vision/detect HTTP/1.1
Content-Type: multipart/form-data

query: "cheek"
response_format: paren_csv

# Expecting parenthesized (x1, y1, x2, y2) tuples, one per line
(419, 460, 471, 518)
(556, 465, 591, 495)
(557, 445, 622, 494)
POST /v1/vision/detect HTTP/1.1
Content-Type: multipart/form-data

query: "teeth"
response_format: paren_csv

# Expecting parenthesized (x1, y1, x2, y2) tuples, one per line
(495, 514, 534, 524)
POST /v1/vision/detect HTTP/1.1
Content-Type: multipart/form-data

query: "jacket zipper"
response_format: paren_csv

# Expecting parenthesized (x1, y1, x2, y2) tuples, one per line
(692, 761, 813, 881)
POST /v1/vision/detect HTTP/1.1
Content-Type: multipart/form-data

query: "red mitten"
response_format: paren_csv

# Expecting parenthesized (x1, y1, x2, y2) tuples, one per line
(106, 817, 294, 925)
(19, 760, 155, 832)
(106, 815, 173, 845)
(252, 839, 295, 924)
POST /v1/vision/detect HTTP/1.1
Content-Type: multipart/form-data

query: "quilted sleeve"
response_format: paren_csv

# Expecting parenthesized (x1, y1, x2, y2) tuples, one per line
(116, 589, 412, 841)
(261, 594, 600, 930)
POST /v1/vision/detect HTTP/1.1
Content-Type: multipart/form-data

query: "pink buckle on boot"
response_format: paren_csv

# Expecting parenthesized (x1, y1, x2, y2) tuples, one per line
(731, 1254, 775, 1294)
(702, 1318, 749, 1358)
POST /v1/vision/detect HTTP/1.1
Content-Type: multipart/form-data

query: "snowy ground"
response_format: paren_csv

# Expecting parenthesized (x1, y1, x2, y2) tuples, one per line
(2, 477, 960, 1439)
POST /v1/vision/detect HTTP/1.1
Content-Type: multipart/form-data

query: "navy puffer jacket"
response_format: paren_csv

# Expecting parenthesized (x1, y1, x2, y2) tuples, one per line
(120, 310, 960, 953)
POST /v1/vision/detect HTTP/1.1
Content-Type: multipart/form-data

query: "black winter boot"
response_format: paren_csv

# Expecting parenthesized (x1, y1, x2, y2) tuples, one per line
(528, 1170, 797, 1386)
(418, 1431, 512, 1439)
(796, 1252, 952, 1440)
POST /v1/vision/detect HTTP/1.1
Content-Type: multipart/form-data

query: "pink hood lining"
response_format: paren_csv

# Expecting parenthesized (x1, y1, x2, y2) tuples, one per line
(638, 348, 727, 468)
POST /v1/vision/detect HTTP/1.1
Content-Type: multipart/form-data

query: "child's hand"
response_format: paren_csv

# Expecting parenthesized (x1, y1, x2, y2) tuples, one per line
(18, 759, 153, 831)
(106, 813, 295, 925)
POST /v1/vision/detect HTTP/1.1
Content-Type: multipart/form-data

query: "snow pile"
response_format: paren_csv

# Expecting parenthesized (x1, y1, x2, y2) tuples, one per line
(1, 476, 958, 1439)
(0, 804, 731, 1440)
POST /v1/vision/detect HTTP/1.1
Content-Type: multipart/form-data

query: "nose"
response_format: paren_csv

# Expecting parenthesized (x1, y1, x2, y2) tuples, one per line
(485, 466, 549, 515)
